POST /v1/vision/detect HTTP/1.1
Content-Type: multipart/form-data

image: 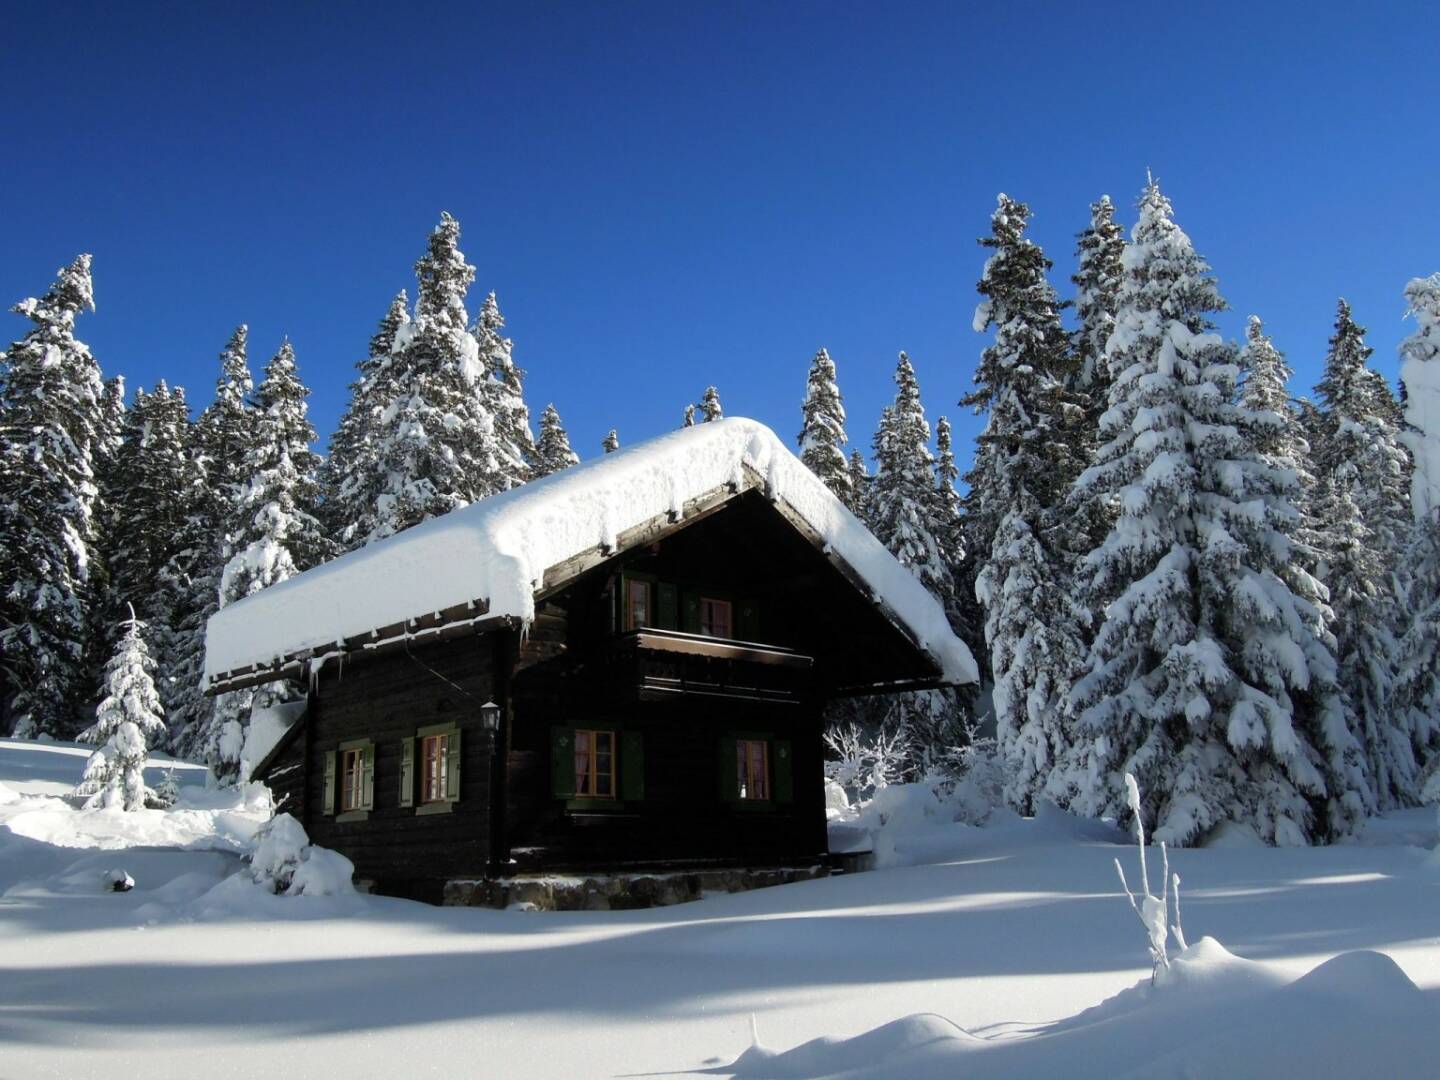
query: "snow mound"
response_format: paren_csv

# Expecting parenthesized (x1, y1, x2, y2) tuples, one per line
(731, 1013, 980, 1078)
(722, 941, 1435, 1080)
(204, 417, 977, 688)
(0, 781, 20, 805)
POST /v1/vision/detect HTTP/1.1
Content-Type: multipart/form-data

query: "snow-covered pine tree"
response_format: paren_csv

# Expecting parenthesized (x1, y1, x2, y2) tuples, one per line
(206, 341, 331, 782)
(476, 291, 535, 489)
(1238, 315, 1374, 837)
(1064, 195, 1127, 560)
(931, 416, 967, 623)
(75, 608, 166, 810)
(1395, 275, 1440, 783)
(1312, 299, 1417, 809)
(683, 403, 696, 428)
(603, 429, 620, 454)
(699, 386, 723, 422)
(362, 213, 500, 543)
(962, 196, 1079, 683)
(1070, 195, 1126, 415)
(0, 255, 106, 738)
(85, 374, 129, 706)
(534, 403, 581, 477)
(797, 347, 851, 503)
(963, 194, 1083, 807)
(1064, 179, 1351, 846)
(170, 330, 260, 763)
(845, 450, 870, 521)
(323, 291, 409, 550)
(870, 353, 962, 770)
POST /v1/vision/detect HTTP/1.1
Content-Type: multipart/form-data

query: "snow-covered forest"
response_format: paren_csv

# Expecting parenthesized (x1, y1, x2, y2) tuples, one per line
(4, 181, 1439, 846)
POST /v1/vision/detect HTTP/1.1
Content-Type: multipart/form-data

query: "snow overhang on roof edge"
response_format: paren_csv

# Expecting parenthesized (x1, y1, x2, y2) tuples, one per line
(203, 418, 979, 691)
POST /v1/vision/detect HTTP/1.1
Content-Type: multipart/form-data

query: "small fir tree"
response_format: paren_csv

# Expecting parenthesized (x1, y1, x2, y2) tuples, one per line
(683, 403, 696, 428)
(534, 403, 581, 477)
(602, 429, 620, 454)
(75, 609, 166, 810)
(699, 386, 723, 422)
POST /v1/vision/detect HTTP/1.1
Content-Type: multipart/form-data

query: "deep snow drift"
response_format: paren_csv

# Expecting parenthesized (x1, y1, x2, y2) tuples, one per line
(2, 738, 1438, 1079)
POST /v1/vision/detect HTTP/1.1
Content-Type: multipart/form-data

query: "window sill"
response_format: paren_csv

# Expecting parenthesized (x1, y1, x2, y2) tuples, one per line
(416, 801, 454, 816)
(335, 810, 370, 823)
(565, 798, 626, 812)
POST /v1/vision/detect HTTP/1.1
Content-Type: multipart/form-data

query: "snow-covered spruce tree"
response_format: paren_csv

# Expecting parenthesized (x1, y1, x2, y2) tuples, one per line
(797, 348, 852, 504)
(207, 341, 331, 783)
(1070, 195, 1126, 418)
(1395, 275, 1440, 781)
(963, 194, 1084, 808)
(0, 255, 105, 738)
(683, 403, 696, 428)
(75, 609, 166, 810)
(85, 374, 130, 704)
(602, 429, 619, 454)
(1064, 195, 1127, 560)
(845, 449, 871, 521)
(932, 416, 965, 582)
(534, 403, 581, 477)
(170, 329, 260, 763)
(1312, 299, 1417, 809)
(870, 353, 963, 770)
(699, 386, 723, 422)
(1238, 316, 1374, 837)
(322, 291, 409, 550)
(1063, 179, 1350, 846)
(362, 213, 500, 543)
(476, 291, 535, 489)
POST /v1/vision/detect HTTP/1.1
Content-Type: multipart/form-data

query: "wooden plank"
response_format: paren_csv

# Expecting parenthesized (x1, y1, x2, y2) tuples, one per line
(629, 629, 813, 668)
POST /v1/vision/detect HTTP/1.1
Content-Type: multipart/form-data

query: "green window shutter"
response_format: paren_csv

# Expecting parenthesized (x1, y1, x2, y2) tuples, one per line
(656, 582, 679, 630)
(717, 736, 739, 803)
(361, 742, 375, 810)
(550, 727, 575, 798)
(620, 731, 645, 801)
(772, 739, 793, 803)
(446, 726, 462, 803)
(323, 751, 336, 815)
(399, 737, 415, 808)
(682, 592, 702, 634)
(737, 599, 760, 642)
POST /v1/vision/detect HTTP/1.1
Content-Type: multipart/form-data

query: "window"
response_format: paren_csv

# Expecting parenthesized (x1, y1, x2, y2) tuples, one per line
(421, 733, 449, 803)
(736, 738, 769, 800)
(575, 729, 616, 798)
(625, 578, 652, 631)
(699, 596, 732, 639)
(340, 747, 366, 812)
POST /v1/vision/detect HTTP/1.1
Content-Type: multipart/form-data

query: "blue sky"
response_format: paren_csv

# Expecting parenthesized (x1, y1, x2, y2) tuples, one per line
(3, 1, 1436, 466)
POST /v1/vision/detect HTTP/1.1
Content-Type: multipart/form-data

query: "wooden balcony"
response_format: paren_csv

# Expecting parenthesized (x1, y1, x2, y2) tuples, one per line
(606, 628, 814, 704)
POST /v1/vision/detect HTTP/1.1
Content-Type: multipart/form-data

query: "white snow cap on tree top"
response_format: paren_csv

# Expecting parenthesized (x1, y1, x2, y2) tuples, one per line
(204, 418, 978, 688)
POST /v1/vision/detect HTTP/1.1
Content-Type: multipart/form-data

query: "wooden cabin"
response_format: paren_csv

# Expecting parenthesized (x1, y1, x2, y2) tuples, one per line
(209, 419, 975, 905)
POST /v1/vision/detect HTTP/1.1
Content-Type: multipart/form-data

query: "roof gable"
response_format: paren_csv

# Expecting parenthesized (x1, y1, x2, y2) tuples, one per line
(204, 419, 977, 692)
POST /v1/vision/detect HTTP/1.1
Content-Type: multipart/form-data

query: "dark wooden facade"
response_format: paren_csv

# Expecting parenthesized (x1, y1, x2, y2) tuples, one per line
(251, 490, 947, 901)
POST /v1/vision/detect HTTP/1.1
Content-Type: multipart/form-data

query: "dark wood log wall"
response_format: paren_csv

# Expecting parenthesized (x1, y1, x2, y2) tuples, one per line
(299, 635, 500, 901)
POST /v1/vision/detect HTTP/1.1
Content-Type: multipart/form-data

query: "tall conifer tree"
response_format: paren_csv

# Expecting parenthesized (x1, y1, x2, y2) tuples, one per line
(797, 347, 851, 502)
(0, 255, 105, 738)
(1064, 180, 1347, 845)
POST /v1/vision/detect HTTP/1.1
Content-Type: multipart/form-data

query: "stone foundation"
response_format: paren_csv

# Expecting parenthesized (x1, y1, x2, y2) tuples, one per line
(442, 864, 827, 910)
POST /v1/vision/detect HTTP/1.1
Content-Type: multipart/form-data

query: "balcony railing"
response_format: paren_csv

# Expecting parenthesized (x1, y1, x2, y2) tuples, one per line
(607, 628, 813, 704)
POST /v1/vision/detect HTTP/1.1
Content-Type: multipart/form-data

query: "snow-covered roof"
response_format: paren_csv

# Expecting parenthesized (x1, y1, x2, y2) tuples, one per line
(204, 418, 978, 689)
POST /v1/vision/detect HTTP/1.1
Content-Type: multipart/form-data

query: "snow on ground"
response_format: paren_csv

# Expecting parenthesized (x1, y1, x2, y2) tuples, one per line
(2, 739, 1439, 1079)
